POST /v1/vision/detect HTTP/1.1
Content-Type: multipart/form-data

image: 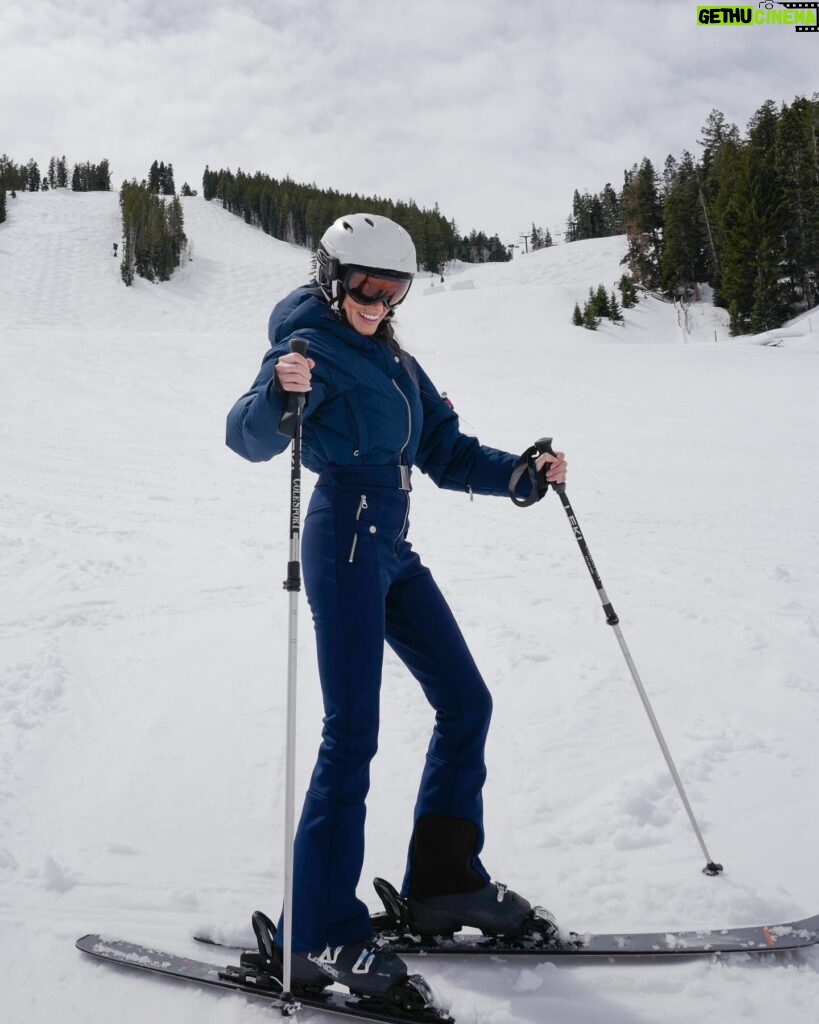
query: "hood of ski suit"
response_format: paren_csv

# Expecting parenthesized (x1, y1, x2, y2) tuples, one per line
(225, 285, 527, 498)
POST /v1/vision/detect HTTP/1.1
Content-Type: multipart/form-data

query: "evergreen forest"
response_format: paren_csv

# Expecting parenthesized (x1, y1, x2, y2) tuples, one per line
(566, 95, 819, 335)
(119, 181, 187, 286)
(201, 166, 510, 274)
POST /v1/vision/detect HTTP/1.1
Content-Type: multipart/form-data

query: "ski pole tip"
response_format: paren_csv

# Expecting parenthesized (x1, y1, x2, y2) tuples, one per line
(703, 861, 724, 876)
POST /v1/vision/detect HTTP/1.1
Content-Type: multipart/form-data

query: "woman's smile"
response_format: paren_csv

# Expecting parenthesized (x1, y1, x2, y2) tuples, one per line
(342, 294, 388, 335)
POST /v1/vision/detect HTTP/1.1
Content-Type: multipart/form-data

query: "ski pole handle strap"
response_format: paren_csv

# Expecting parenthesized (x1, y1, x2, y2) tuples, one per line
(508, 436, 555, 507)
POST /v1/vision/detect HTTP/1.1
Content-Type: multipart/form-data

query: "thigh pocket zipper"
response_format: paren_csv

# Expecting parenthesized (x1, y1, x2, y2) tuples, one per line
(348, 494, 368, 563)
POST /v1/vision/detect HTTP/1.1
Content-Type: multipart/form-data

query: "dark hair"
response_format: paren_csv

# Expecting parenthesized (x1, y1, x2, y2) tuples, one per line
(310, 279, 417, 381)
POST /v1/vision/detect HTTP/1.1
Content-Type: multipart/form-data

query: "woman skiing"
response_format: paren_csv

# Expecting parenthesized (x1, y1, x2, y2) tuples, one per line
(226, 213, 566, 1003)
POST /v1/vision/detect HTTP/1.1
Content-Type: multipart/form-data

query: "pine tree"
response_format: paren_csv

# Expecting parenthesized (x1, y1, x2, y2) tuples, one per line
(120, 224, 135, 285)
(661, 154, 679, 200)
(96, 159, 112, 191)
(57, 156, 68, 188)
(544, 228, 553, 247)
(660, 151, 708, 294)
(775, 97, 819, 312)
(149, 161, 160, 193)
(572, 302, 583, 326)
(0, 188, 6, 225)
(618, 273, 637, 308)
(749, 236, 786, 333)
(609, 290, 623, 322)
(25, 159, 41, 191)
(48, 157, 57, 189)
(594, 283, 610, 318)
(164, 163, 175, 196)
(582, 299, 598, 330)
(715, 101, 788, 330)
(698, 109, 740, 202)
(620, 158, 663, 288)
(600, 183, 621, 234)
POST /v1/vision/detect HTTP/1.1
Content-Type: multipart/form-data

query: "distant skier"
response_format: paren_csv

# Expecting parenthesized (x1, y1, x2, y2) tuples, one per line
(440, 391, 454, 409)
(226, 213, 566, 1003)
(113, 242, 118, 258)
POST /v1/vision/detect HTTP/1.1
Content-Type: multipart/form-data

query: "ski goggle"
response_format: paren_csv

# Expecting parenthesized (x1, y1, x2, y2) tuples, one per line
(341, 267, 413, 310)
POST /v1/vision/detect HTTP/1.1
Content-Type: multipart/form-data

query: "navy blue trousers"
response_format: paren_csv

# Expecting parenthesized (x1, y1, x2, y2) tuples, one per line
(278, 466, 493, 951)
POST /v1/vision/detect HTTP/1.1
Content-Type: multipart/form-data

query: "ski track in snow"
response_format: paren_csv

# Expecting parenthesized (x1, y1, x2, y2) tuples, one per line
(2, 191, 819, 1022)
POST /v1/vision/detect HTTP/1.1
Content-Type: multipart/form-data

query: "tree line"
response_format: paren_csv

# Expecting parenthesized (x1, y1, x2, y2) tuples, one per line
(565, 185, 622, 242)
(202, 165, 510, 273)
(0, 154, 112, 193)
(566, 95, 819, 335)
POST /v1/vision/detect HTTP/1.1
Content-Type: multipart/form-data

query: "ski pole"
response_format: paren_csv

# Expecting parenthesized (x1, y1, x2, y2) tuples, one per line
(278, 338, 310, 1001)
(510, 438, 723, 877)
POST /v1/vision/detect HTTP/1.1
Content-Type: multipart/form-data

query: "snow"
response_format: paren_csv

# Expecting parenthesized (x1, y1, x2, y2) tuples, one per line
(2, 190, 819, 1022)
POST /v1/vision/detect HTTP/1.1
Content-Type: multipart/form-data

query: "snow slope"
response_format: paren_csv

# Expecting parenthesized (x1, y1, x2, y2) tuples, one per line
(2, 190, 819, 1023)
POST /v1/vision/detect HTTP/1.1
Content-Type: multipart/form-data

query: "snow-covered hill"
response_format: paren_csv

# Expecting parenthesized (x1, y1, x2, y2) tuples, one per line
(2, 191, 819, 1023)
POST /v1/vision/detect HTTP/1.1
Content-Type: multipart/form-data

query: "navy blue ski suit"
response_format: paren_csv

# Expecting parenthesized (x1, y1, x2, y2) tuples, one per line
(227, 286, 531, 952)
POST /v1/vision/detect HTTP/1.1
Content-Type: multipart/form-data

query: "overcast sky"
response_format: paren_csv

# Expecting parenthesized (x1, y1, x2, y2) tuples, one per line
(1, 0, 817, 245)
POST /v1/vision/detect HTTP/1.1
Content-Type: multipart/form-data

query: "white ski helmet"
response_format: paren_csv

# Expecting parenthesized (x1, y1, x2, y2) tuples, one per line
(316, 213, 416, 311)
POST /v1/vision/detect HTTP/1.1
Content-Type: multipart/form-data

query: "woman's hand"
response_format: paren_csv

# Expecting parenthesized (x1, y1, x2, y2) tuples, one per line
(275, 352, 315, 393)
(535, 450, 567, 486)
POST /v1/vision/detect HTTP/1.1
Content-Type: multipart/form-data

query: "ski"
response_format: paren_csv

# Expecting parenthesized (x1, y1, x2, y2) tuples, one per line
(373, 914, 819, 957)
(195, 910, 819, 960)
(366, 878, 819, 958)
(76, 934, 454, 1024)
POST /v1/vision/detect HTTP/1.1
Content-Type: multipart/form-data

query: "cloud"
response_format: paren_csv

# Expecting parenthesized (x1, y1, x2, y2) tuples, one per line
(1, 0, 816, 242)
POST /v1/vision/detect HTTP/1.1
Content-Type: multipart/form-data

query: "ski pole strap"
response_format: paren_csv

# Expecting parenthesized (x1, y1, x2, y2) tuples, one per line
(277, 337, 309, 440)
(508, 436, 555, 507)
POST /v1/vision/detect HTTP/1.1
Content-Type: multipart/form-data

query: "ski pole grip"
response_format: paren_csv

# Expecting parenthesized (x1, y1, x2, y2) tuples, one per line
(509, 436, 556, 507)
(277, 338, 310, 439)
(290, 338, 310, 413)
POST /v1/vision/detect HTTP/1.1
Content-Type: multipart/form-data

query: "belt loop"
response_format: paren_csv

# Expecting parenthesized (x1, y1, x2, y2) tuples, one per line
(399, 465, 411, 491)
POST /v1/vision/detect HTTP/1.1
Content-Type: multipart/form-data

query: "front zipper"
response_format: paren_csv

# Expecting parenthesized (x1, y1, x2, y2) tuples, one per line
(348, 494, 368, 563)
(392, 379, 412, 459)
(392, 379, 412, 548)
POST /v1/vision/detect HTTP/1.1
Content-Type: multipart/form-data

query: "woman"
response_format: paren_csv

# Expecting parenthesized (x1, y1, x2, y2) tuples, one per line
(226, 213, 566, 999)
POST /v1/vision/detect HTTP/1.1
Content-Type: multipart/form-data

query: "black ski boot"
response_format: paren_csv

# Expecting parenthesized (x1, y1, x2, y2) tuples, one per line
(408, 880, 533, 937)
(374, 815, 558, 945)
(244, 911, 446, 1018)
(299, 936, 409, 997)
(373, 876, 559, 949)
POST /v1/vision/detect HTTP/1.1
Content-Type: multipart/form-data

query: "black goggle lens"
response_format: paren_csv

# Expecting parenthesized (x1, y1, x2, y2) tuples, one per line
(343, 269, 412, 309)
